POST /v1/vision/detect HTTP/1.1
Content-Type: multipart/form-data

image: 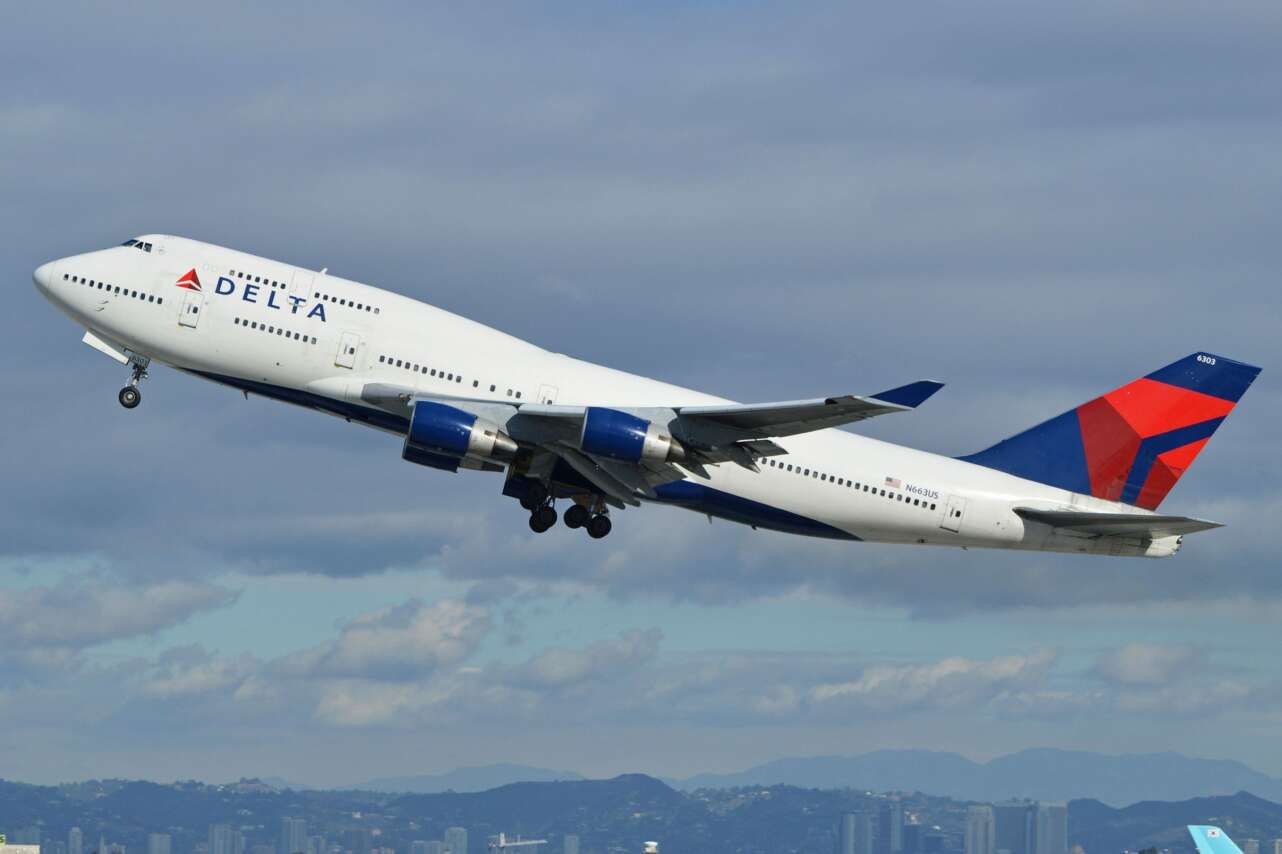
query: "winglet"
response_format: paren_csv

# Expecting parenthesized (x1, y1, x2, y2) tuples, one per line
(870, 380, 945, 408)
(1189, 826, 1245, 854)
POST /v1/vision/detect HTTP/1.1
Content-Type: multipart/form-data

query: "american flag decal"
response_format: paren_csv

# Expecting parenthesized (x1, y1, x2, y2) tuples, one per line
(885, 476, 901, 489)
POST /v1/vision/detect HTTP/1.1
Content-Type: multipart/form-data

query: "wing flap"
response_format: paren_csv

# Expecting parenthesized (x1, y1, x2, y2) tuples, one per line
(1014, 507, 1222, 538)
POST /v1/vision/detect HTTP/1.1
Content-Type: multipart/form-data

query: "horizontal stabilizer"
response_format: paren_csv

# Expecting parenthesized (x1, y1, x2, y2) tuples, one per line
(1014, 507, 1221, 538)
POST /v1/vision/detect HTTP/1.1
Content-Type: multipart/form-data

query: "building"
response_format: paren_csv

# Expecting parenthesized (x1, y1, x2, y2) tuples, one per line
(1033, 803, 1067, 854)
(966, 806, 996, 854)
(1243, 841, 1260, 854)
(1270, 839, 1282, 854)
(445, 828, 467, 854)
(877, 800, 904, 854)
(147, 835, 172, 854)
(563, 835, 579, 854)
(423, 844, 445, 854)
(209, 826, 235, 854)
(13, 829, 42, 846)
(69, 828, 83, 854)
(281, 820, 307, 854)
(410, 843, 429, 854)
(993, 803, 1033, 854)
(342, 831, 370, 854)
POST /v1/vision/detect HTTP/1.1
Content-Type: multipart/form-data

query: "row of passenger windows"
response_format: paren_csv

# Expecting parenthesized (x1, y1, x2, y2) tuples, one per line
(376, 354, 525, 399)
(119, 238, 153, 253)
(230, 269, 288, 291)
(315, 291, 380, 314)
(761, 457, 938, 511)
(233, 316, 317, 344)
(66, 273, 164, 305)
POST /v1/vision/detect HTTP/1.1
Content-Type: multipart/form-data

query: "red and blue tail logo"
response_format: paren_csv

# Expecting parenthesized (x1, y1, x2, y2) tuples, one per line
(175, 268, 201, 291)
(961, 353, 1261, 509)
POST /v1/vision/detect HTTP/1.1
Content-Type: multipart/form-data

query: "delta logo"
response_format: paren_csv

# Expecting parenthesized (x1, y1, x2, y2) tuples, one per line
(175, 269, 202, 291)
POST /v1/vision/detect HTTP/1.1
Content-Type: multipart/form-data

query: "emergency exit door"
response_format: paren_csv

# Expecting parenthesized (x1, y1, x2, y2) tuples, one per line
(178, 290, 203, 328)
(335, 331, 361, 369)
(939, 494, 967, 533)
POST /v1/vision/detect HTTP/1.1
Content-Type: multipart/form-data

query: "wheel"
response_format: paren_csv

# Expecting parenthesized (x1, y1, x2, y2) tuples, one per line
(528, 514, 549, 533)
(118, 386, 141, 409)
(564, 504, 590, 529)
(533, 505, 557, 530)
(586, 514, 612, 539)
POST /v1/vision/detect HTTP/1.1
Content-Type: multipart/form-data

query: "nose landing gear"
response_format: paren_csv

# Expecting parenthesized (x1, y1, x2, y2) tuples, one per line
(118, 354, 150, 409)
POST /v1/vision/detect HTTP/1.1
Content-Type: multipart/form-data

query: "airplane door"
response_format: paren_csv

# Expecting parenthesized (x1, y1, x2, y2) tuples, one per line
(291, 269, 316, 302)
(335, 331, 361, 369)
(537, 384, 559, 404)
(178, 289, 203, 328)
(940, 494, 967, 533)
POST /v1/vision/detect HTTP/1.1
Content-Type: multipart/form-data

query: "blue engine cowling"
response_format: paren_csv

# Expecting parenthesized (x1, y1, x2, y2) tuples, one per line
(402, 401, 517, 470)
(579, 407, 684, 464)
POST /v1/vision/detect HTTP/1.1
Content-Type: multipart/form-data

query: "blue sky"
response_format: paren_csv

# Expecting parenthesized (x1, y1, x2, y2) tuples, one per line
(1, 1, 1280, 787)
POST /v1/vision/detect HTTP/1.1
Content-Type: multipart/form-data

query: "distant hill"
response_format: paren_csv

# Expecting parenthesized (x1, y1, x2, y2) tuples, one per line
(357, 763, 585, 793)
(1070, 790, 1282, 853)
(675, 748, 1282, 806)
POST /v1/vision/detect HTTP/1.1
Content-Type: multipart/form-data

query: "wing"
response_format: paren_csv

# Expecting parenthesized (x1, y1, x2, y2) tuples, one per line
(1014, 507, 1222, 538)
(359, 378, 943, 507)
(674, 380, 944, 438)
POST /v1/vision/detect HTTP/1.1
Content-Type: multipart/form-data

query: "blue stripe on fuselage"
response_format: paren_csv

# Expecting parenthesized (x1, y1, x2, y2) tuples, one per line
(651, 480, 859, 540)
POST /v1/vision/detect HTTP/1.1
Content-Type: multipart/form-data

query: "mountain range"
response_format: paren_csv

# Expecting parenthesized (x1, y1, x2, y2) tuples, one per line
(354, 763, 585, 794)
(670, 748, 1282, 806)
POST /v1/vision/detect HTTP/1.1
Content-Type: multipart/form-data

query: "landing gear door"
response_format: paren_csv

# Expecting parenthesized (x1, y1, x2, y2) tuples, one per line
(178, 289, 203, 329)
(335, 331, 361, 369)
(940, 494, 967, 533)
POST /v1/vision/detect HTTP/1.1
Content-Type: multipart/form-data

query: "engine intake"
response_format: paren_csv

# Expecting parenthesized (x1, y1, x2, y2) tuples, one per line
(403, 401, 518, 468)
(580, 407, 685, 464)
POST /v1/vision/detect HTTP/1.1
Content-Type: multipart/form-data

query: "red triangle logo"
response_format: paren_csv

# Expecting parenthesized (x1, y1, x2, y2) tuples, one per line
(176, 268, 201, 291)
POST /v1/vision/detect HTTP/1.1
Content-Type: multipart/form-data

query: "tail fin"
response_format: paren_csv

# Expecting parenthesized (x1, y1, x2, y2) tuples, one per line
(960, 353, 1261, 509)
(1189, 827, 1245, 854)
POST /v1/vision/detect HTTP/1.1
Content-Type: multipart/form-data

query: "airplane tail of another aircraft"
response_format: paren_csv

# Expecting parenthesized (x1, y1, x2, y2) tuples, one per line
(960, 353, 1261, 509)
(1189, 826, 1246, 854)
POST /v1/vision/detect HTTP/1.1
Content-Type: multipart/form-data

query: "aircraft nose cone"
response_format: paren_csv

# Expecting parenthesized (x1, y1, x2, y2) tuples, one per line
(33, 260, 55, 292)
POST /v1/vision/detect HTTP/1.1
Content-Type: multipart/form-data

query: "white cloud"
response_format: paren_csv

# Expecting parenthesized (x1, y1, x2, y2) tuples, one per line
(809, 651, 1059, 714)
(1094, 643, 1201, 686)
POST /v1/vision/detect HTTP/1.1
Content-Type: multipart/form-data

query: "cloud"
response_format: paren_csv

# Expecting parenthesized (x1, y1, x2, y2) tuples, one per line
(810, 651, 1059, 714)
(281, 598, 491, 680)
(508, 628, 662, 689)
(1094, 644, 1201, 686)
(0, 579, 237, 675)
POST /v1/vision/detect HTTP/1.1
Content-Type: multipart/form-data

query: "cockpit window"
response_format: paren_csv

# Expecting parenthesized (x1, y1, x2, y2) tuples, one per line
(120, 239, 138, 247)
(120, 238, 153, 253)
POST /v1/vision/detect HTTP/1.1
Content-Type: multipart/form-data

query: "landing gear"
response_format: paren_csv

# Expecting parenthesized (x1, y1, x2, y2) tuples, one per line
(563, 504, 590, 529)
(118, 386, 141, 409)
(528, 504, 557, 533)
(118, 354, 149, 410)
(519, 481, 549, 511)
(586, 513, 612, 539)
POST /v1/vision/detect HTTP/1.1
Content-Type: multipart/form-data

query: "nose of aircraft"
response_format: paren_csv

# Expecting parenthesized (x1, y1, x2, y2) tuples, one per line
(33, 260, 56, 293)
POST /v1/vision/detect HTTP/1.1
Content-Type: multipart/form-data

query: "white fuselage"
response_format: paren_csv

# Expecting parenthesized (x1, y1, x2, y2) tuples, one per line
(33, 234, 1177, 556)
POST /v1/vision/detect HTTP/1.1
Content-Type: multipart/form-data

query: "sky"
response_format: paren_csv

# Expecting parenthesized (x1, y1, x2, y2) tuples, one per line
(1, 1, 1280, 788)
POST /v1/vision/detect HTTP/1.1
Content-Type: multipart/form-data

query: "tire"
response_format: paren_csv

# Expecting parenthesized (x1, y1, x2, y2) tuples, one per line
(587, 514, 612, 539)
(564, 504, 590, 529)
(118, 387, 141, 409)
(528, 513, 549, 533)
(533, 505, 557, 531)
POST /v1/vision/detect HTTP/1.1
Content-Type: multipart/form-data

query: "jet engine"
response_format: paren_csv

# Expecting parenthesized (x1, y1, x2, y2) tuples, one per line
(402, 400, 518, 471)
(579, 407, 685, 464)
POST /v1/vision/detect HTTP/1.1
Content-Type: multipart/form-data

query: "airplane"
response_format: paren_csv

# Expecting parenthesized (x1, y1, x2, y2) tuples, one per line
(1190, 826, 1249, 854)
(32, 235, 1260, 554)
